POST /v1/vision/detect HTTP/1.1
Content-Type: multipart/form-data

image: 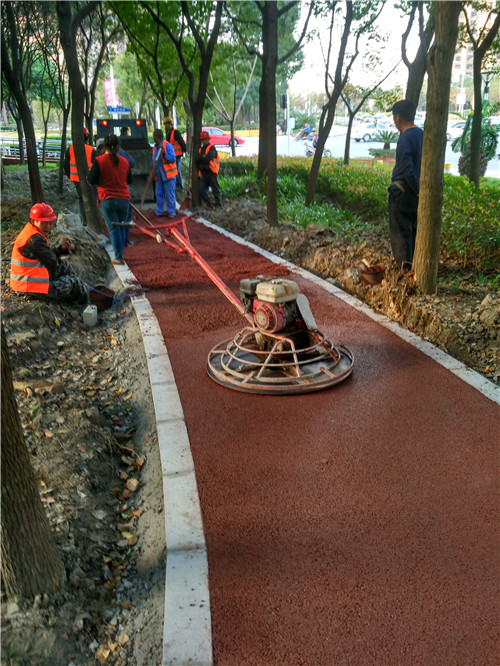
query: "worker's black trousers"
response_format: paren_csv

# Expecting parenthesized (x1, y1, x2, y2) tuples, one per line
(388, 185, 418, 272)
(199, 170, 222, 207)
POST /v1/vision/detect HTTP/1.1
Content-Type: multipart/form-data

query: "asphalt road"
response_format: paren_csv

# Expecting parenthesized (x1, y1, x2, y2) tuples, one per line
(228, 131, 500, 178)
(123, 212, 499, 666)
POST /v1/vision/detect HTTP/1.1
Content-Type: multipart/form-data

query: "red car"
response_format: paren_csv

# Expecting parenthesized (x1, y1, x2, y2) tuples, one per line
(202, 126, 245, 147)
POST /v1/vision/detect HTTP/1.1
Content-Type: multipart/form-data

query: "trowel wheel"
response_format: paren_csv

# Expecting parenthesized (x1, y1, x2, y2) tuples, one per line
(206, 326, 354, 395)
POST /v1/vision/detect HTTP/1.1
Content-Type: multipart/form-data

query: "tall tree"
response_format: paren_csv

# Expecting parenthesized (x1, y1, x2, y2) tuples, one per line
(207, 46, 258, 157)
(32, 1, 71, 194)
(413, 2, 461, 294)
(460, 3, 500, 187)
(56, 0, 102, 233)
(111, 0, 187, 119)
(132, 0, 224, 208)
(1, 1, 43, 202)
(78, 3, 123, 134)
(228, 0, 313, 226)
(401, 1, 436, 107)
(1, 324, 65, 598)
(341, 72, 401, 165)
(306, 0, 384, 206)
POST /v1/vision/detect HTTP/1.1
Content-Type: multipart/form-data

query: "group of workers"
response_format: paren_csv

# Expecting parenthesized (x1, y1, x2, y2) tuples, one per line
(10, 118, 223, 306)
(10, 98, 421, 309)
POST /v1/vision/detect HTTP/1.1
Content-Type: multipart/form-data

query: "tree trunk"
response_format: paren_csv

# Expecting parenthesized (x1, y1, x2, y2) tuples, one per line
(413, 2, 461, 295)
(469, 54, 484, 188)
(1, 325, 65, 599)
(1, 3, 43, 202)
(56, 0, 102, 233)
(404, 4, 435, 107)
(260, 1, 279, 227)
(306, 2, 352, 206)
(467, 13, 500, 188)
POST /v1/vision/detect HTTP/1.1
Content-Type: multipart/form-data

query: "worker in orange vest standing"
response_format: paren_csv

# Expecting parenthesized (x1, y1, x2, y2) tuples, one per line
(163, 116, 187, 191)
(195, 130, 222, 208)
(63, 127, 96, 226)
(152, 128, 178, 217)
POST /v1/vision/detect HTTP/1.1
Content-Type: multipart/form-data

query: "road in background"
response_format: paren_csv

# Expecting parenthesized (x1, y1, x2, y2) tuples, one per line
(227, 129, 500, 179)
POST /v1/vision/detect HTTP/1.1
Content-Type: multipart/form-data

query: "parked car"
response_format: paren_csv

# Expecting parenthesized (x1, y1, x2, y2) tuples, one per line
(202, 127, 245, 146)
(351, 122, 389, 142)
(446, 121, 466, 141)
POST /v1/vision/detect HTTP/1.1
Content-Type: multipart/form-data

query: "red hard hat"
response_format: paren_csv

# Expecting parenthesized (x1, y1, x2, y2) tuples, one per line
(200, 131, 210, 140)
(83, 127, 90, 135)
(30, 203, 56, 223)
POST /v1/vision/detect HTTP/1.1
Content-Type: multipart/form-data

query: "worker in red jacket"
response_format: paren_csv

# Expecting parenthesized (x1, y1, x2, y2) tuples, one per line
(195, 131, 222, 208)
(87, 134, 132, 265)
(10, 203, 88, 303)
(63, 127, 96, 226)
(163, 116, 187, 190)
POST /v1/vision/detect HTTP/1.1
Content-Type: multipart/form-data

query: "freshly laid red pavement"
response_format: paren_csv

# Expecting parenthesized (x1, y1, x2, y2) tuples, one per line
(125, 213, 499, 666)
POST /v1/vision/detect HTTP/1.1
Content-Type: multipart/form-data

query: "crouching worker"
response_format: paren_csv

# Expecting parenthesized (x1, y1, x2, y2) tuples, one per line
(10, 203, 89, 305)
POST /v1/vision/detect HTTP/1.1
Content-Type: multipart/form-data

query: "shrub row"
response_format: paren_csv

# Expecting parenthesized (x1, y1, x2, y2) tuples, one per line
(219, 156, 500, 273)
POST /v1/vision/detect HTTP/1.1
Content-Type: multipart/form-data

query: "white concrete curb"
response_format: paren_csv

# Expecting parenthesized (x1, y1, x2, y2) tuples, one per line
(106, 245, 213, 666)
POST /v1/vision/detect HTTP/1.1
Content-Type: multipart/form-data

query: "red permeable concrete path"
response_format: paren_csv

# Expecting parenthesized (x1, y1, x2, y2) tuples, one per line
(124, 213, 499, 666)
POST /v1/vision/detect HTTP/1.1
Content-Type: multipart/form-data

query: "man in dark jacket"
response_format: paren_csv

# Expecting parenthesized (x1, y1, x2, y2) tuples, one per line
(195, 131, 222, 208)
(388, 99, 423, 272)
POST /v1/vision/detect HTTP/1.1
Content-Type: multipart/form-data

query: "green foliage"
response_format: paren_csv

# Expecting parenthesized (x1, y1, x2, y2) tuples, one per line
(220, 158, 499, 275)
(219, 175, 265, 201)
(451, 102, 500, 160)
(368, 148, 396, 158)
(372, 129, 399, 149)
(441, 174, 500, 273)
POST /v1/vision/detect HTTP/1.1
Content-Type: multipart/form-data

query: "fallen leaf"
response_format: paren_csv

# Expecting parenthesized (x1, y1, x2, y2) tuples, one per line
(120, 601, 132, 611)
(118, 633, 129, 644)
(125, 478, 140, 492)
(134, 456, 146, 471)
(96, 645, 110, 662)
(120, 531, 134, 539)
(117, 522, 135, 532)
(130, 508, 144, 518)
(127, 534, 138, 546)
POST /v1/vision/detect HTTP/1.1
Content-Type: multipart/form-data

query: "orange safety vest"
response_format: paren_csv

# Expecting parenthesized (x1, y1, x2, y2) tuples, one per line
(153, 140, 178, 180)
(10, 223, 51, 295)
(68, 144, 94, 182)
(166, 128, 183, 157)
(198, 146, 220, 177)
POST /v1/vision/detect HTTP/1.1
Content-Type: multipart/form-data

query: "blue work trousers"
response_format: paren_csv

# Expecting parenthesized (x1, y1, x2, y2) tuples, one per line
(100, 198, 130, 261)
(155, 177, 177, 216)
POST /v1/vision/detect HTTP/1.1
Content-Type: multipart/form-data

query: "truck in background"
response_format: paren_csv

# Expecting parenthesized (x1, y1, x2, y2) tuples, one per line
(95, 118, 153, 200)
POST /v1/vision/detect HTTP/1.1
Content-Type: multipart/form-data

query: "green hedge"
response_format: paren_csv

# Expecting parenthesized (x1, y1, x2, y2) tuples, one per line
(218, 156, 500, 273)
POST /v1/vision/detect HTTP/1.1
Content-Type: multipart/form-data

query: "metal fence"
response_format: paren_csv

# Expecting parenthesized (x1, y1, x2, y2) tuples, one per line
(0, 137, 65, 161)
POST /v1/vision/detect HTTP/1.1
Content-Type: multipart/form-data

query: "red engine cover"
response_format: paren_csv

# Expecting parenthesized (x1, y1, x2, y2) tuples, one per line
(253, 300, 287, 332)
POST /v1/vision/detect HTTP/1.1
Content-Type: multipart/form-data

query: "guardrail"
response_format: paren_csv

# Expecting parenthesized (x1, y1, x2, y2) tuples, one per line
(0, 136, 65, 161)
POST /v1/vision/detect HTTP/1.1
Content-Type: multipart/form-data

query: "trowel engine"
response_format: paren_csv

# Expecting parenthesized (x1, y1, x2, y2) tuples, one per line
(240, 276, 315, 349)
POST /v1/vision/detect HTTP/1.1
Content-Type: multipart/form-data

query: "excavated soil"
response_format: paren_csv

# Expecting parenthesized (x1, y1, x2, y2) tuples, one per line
(0, 169, 498, 665)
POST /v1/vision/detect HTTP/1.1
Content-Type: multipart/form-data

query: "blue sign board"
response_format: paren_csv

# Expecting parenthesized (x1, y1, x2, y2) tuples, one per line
(107, 106, 131, 113)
